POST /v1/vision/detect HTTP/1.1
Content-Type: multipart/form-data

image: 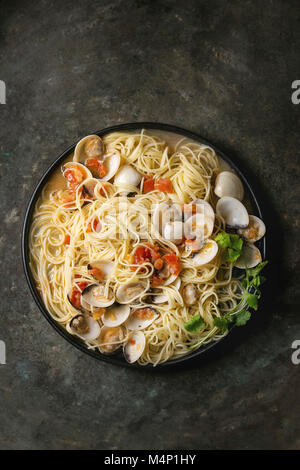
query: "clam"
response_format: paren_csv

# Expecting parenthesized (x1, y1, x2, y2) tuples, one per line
(102, 304, 130, 327)
(126, 307, 158, 330)
(81, 284, 115, 308)
(185, 213, 214, 241)
(116, 281, 149, 304)
(155, 259, 178, 286)
(153, 277, 181, 304)
(67, 287, 83, 311)
(163, 221, 184, 244)
(214, 171, 244, 201)
(51, 190, 77, 206)
(182, 284, 198, 306)
(98, 152, 121, 181)
(62, 162, 92, 184)
(69, 314, 101, 341)
(98, 325, 125, 354)
(183, 199, 215, 221)
(87, 260, 114, 280)
(114, 165, 142, 190)
(238, 215, 266, 242)
(235, 243, 262, 269)
(216, 196, 249, 228)
(73, 135, 105, 163)
(83, 179, 98, 198)
(152, 201, 182, 235)
(123, 331, 146, 363)
(192, 239, 218, 266)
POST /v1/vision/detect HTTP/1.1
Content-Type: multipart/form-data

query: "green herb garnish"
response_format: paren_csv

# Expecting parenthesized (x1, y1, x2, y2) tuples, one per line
(212, 260, 268, 332)
(186, 260, 268, 348)
(184, 314, 205, 333)
(215, 232, 243, 262)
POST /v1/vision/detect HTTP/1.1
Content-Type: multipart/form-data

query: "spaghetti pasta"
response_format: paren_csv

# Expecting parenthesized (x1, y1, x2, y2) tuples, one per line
(29, 130, 244, 366)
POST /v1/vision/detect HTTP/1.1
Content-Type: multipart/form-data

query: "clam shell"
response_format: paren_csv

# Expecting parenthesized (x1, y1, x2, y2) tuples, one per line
(183, 199, 215, 221)
(235, 243, 262, 269)
(101, 304, 130, 327)
(152, 201, 182, 235)
(126, 307, 158, 331)
(98, 325, 125, 354)
(116, 281, 149, 304)
(123, 331, 146, 363)
(214, 171, 244, 200)
(69, 315, 101, 341)
(114, 165, 142, 187)
(87, 260, 114, 279)
(192, 239, 218, 266)
(99, 153, 121, 181)
(185, 213, 214, 240)
(238, 215, 266, 243)
(62, 161, 92, 182)
(216, 196, 249, 228)
(81, 284, 115, 308)
(163, 221, 184, 244)
(74, 135, 104, 163)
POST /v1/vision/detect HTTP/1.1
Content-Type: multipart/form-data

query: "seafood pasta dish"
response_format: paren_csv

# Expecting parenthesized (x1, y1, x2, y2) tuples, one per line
(29, 130, 267, 365)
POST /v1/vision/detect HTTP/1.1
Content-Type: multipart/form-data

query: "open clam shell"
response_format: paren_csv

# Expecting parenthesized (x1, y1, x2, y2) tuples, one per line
(116, 281, 150, 304)
(214, 171, 244, 201)
(163, 220, 184, 244)
(97, 152, 120, 182)
(98, 325, 125, 354)
(152, 201, 182, 235)
(74, 135, 105, 163)
(192, 239, 218, 266)
(101, 304, 130, 327)
(185, 213, 214, 240)
(62, 161, 92, 183)
(238, 215, 266, 243)
(123, 331, 146, 363)
(216, 196, 249, 228)
(69, 314, 101, 341)
(87, 260, 114, 279)
(126, 307, 158, 331)
(81, 284, 115, 308)
(235, 243, 262, 269)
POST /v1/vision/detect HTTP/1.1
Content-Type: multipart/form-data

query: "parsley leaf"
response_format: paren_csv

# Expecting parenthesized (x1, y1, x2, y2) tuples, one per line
(213, 317, 230, 333)
(247, 261, 268, 279)
(184, 315, 205, 333)
(224, 247, 242, 262)
(235, 309, 251, 326)
(244, 292, 259, 310)
(215, 232, 243, 263)
(230, 234, 243, 252)
(215, 232, 231, 248)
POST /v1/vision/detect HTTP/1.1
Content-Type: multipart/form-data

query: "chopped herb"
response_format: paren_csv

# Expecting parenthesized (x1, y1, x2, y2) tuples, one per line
(213, 317, 231, 333)
(215, 232, 244, 262)
(184, 314, 205, 333)
(244, 292, 259, 310)
(235, 309, 251, 326)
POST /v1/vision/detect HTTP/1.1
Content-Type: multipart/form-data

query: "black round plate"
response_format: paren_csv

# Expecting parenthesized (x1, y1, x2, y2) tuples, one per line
(22, 123, 267, 369)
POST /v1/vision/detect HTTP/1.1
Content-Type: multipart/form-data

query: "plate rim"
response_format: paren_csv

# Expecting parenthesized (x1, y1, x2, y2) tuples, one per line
(21, 122, 267, 369)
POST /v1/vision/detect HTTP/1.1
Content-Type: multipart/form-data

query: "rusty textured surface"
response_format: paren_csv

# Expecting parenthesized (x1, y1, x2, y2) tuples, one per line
(0, 0, 299, 450)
